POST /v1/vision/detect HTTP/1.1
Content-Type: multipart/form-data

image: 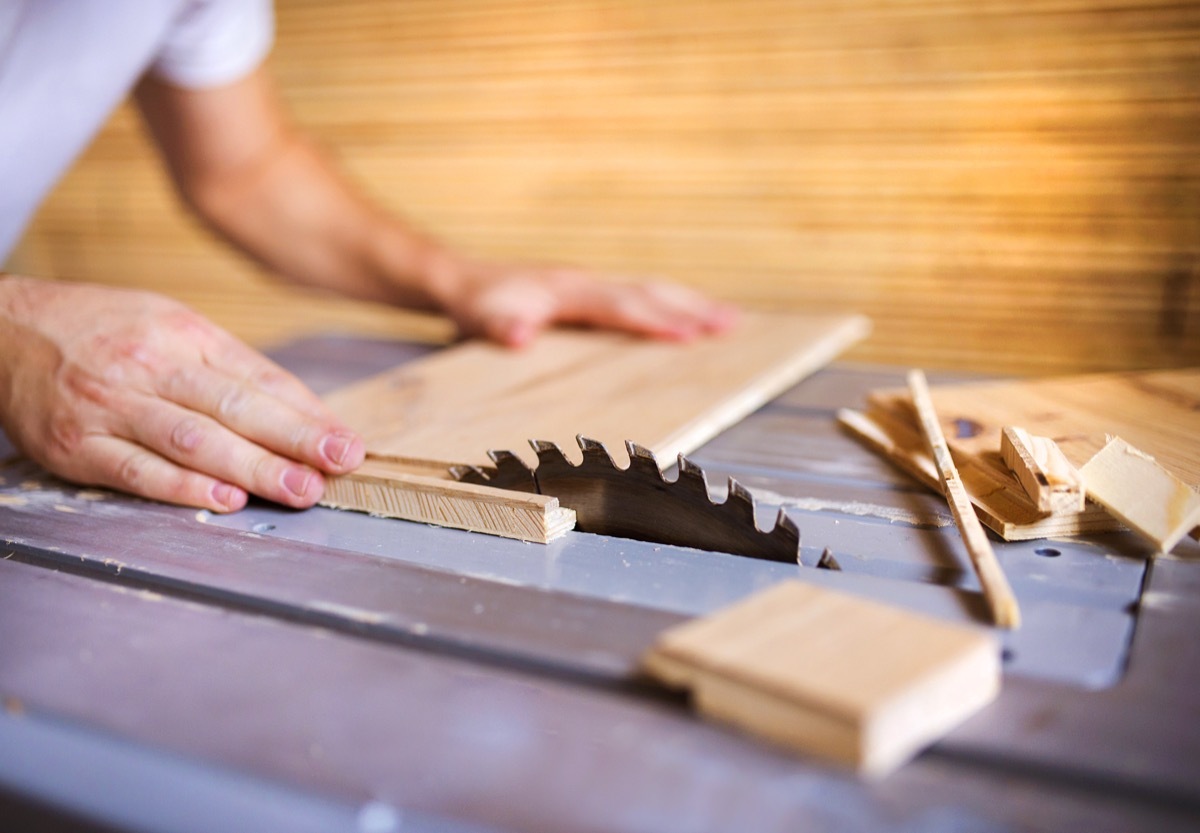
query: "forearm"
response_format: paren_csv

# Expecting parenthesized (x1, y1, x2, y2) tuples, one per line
(136, 70, 462, 313)
(191, 132, 459, 309)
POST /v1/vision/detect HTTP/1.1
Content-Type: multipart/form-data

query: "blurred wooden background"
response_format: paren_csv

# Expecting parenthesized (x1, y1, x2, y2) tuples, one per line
(8, 0, 1199, 373)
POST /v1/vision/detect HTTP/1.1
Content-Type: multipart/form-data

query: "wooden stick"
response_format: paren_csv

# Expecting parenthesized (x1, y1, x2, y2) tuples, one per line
(907, 370, 1021, 629)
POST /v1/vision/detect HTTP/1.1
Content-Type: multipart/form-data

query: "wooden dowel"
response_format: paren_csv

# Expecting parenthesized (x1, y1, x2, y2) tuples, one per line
(907, 370, 1021, 629)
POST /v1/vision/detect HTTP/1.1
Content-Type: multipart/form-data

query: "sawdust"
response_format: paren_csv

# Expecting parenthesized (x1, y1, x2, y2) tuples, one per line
(53, 504, 80, 514)
(0, 495, 28, 507)
(722, 486, 953, 528)
(75, 490, 108, 501)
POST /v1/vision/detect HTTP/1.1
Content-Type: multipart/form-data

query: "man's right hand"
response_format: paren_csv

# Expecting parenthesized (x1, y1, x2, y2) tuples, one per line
(0, 276, 364, 512)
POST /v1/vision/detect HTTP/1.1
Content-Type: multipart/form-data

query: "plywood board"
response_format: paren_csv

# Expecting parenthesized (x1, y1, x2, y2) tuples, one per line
(641, 580, 1000, 777)
(326, 311, 871, 469)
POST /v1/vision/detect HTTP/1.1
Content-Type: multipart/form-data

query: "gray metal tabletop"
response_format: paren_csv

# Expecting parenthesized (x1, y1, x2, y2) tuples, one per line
(1, 335, 1197, 833)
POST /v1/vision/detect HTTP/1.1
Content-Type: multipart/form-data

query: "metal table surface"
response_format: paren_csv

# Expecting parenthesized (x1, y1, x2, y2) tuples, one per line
(1, 336, 1198, 833)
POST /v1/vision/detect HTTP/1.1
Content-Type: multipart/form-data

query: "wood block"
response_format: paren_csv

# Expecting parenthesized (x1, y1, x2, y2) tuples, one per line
(641, 581, 1000, 777)
(1000, 426, 1086, 516)
(322, 459, 576, 543)
(1081, 436, 1200, 554)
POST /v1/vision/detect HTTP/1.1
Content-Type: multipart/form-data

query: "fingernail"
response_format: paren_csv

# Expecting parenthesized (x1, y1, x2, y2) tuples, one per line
(212, 483, 246, 512)
(321, 431, 359, 468)
(283, 467, 315, 498)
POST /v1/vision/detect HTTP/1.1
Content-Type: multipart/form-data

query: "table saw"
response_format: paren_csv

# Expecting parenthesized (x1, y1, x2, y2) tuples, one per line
(1, 335, 1198, 832)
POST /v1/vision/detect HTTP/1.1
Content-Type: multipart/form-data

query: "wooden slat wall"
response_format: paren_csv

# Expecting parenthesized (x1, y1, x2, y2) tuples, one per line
(8, 0, 1200, 373)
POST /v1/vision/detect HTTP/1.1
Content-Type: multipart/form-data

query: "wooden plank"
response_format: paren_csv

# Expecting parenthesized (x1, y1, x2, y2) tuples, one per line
(325, 311, 871, 469)
(1080, 436, 1200, 554)
(1000, 426, 1086, 516)
(320, 459, 576, 543)
(907, 371, 1020, 629)
(641, 580, 1000, 777)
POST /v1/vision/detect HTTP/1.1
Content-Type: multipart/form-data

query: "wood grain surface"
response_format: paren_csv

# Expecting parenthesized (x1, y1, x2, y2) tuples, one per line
(8, 0, 1199, 374)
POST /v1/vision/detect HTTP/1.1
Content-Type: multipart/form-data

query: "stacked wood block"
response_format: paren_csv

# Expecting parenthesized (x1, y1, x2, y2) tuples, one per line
(9, 0, 1200, 372)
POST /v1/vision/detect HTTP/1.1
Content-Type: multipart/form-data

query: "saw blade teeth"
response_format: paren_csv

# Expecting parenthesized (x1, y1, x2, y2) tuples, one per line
(530, 439, 576, 469)
(675, 454, 711, 497)
(489, 448, 531, 473)
(577, 435, 619, 468)
(771, 508, 802, 549)
(449, 464, 491, 485)
(724, 478, 760, 525)
(625, 441, 665, 480)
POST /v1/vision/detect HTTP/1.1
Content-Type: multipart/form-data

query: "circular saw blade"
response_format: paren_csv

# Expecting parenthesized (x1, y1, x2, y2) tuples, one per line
(452, 436, 800, 563)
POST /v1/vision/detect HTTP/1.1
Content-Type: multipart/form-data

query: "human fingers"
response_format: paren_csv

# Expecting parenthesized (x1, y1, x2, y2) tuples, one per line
(120, 393, 326, 509)
(198, 329, 337, 422)
(159, 361, 364, 476)
(538, 274, 739, 342)
(68, 433, 250, 513)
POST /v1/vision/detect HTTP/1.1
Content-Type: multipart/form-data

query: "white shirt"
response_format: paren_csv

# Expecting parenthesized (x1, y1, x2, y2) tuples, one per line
(0, 0, 274, 261)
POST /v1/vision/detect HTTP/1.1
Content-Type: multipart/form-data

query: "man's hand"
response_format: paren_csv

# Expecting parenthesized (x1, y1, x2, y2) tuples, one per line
(426, 257, 739, 348)
(135, 69, 738, 351)
(0, 276, 364, 512)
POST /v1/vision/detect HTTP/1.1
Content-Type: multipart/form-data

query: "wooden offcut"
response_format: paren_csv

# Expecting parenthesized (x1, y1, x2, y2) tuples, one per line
(999, 426, 1086, 516)
(321, 459, 576, 543)
(844, 368, 1200, 542)
(907, 371, 1020, 629)
(641, 580, 1000, 777)
(321, 311, 868, 540)
(1080, 437, 1200, 554)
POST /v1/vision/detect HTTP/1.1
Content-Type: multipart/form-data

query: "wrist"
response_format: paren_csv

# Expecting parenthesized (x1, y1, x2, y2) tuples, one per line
(365, 219, 473, 314)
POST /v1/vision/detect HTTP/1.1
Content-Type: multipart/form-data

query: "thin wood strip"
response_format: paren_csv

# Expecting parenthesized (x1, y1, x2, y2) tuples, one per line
(321, 459, 576, 543)
(907, 370, 1021, 629)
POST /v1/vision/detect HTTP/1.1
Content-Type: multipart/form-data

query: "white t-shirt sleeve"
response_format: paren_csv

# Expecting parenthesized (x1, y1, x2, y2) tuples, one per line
(149, 0, 274, 88)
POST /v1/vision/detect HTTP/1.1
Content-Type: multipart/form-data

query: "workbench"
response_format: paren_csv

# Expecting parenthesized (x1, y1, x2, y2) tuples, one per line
(2, 336, 1198, 833)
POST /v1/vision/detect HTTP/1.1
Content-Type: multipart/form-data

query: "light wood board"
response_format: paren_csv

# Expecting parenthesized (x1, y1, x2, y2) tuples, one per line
(320, 311, 869, 539)
(641, 580, 1000, 777)
(326, 311, 870, 469)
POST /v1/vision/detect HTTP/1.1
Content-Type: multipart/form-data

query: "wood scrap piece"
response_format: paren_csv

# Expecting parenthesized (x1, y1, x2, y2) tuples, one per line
(322, 459, 576, 543)
(836, 407, 1118, 541)
(907, 370, 1021, 629)
(999, 426, 1086, 516)
(641, 580, 1000, 778)
(1080, 436, 1200, 554)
